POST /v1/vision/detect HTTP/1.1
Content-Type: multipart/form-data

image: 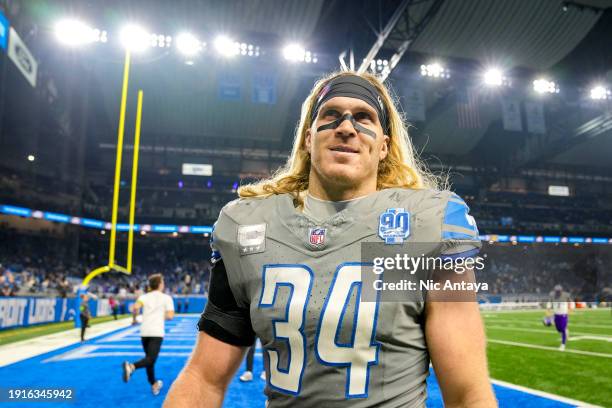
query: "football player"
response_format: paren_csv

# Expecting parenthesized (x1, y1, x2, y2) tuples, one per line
(543, 284, 572, 351)
(165, 72, 496, 407)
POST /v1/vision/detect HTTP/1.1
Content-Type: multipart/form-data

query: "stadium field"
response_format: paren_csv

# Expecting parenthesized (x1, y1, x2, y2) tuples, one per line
(0, 315, 130, 346)
(484, 308, 611, 407)
(0, 311, 609, 407)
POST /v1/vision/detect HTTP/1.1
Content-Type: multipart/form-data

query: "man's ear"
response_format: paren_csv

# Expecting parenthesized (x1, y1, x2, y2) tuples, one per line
(379, 135, 389, 160)
(305, 128, 313, 154)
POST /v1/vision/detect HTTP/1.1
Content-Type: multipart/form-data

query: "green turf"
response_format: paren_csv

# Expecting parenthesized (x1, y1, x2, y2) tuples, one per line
(0, 315, 130, 346)
(483, 308, 612, 407)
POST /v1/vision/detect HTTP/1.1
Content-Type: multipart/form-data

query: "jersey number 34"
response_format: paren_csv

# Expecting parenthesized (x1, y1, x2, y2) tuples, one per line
(258, 263, 380, 398)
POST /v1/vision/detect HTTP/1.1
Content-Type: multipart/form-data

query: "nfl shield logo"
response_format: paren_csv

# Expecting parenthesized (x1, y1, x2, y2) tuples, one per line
(309, 227, 326, 247)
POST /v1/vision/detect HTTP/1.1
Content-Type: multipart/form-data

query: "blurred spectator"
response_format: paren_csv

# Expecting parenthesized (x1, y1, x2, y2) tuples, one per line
(0, 225, 212, 298)
(80, 293, 91, 342)
(109, 296, 119, 320)
(477, 243, 612, 301)
(1, 282, 16, 297)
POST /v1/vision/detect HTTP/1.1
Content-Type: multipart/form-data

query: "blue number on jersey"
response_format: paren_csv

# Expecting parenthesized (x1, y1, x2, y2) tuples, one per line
(259, 263, 381, 398)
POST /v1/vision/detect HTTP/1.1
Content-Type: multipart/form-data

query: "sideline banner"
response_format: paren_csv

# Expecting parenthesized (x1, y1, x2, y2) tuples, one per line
(0, 296, 206, 330)
(7, 27, 37, 87)
(0, 297, 78, 329)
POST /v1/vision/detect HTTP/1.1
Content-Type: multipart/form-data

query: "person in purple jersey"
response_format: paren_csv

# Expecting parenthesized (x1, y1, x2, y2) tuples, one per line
(543, 284, 572, 351)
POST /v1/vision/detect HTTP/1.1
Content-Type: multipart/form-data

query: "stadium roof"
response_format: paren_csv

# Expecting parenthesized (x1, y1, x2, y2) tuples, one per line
(43, 0, 612, 171)
(388, 0, 608, 70)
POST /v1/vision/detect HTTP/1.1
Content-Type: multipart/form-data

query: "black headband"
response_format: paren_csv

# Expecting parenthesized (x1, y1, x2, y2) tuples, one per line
(311, 75, 390, 135)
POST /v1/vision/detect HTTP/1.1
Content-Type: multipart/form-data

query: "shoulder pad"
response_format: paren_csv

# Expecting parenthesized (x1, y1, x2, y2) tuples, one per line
(378, 187, 438, 203)
(220, 195, 277, 225)
(439, 191, 479, 241)
(379, 187, 449, 212)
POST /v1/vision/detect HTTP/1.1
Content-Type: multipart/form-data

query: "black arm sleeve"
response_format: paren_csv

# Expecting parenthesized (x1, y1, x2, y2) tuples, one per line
(197, 260, 255, 347)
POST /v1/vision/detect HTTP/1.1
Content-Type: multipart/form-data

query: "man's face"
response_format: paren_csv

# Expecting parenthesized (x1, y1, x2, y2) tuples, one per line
(305, 96, 389, 190)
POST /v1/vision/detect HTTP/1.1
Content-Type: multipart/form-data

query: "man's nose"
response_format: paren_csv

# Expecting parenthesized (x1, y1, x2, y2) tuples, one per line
(334, 114, 357, 137)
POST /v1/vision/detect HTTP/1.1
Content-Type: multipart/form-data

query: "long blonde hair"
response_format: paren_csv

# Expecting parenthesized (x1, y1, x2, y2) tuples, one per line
(238, 71, 440, 204)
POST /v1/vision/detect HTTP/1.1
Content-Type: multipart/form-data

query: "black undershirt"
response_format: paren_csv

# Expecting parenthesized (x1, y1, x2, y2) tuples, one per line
(197, 260, 255, 347)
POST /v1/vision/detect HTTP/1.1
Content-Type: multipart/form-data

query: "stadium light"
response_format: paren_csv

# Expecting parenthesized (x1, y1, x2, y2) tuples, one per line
(55, 19, 97, 46)
(367, 58, 389, 75)
(420, 63, 450, 79)
(283, 43, 305, 62)
(176, 32, 201, 56)
(120, 24, 150, 52)
(283, 43, 316, 63)
(533, 78, 559, 94)
(590, 85, 611, 100)
(214, 35, 239, 57)
(27, 154, 35, 162)
(98, 29, 108, 43)
(483, 68, 504, 87)
(239, 42, 260, 57)
(149, 33, 172, 48)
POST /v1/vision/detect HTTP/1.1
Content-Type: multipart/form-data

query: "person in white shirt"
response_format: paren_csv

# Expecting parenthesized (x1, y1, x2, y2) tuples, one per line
(122, 274, 175, 395)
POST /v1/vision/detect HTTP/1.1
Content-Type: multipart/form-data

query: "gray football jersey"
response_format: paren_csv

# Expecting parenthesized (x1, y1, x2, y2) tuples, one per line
(548, 291, 572, 315)
(212, 188, 480, 407)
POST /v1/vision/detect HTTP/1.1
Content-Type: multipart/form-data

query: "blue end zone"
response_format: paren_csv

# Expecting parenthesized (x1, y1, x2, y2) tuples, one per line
(0, 316, 577, 407)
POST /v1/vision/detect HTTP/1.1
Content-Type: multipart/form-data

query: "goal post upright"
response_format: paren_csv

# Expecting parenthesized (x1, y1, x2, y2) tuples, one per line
(77, 50, 144, 327)
(126, 90, 144, 274)
(108, 50, 131, 268)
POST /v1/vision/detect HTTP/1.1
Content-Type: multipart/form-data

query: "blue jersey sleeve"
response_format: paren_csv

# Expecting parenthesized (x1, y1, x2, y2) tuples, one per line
(440, 193, 481, 258)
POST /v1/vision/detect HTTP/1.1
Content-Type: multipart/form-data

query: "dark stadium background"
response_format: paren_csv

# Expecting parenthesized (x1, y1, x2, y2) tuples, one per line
(1, 0, 611, 299)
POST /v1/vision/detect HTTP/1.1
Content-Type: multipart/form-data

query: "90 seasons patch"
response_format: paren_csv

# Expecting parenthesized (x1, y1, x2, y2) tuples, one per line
(378, 208, 410, 244)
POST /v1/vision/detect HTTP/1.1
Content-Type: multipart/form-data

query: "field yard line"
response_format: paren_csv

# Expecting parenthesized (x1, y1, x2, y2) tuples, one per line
(43, 350, 193, 363)
(481, 308, 547, 313)
(93, 344, 195, 349)
(486, 325, 612, 338)
(487, 339, 612, 358)
(482, 308, 609, 314)
(120, 335, 195, 341)
(490, 378, 603, 408)
(569, 336, 612, 343)
(485, 319, 612, 329)
(0, 318, 132, 367)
